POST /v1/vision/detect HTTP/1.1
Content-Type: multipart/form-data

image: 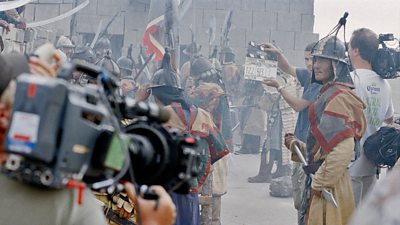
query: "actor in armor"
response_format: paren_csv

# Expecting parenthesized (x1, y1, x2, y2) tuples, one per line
(94, 37, 112, 61)
(117, 54, 137, 98)
(247, 71, 297, 183)
(135, 53, 229, 225)
(221, 47, 242, 105)
(179, 42, 201, 89)
(70, 45, 97, 84)
(56, 36, 75, 58)
(237, 80, 267, 155)
(287, 36, 366, 225)
(186, 56, 232, 225)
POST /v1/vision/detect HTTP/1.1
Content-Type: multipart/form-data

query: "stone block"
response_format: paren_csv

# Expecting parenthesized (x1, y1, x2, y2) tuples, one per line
(60, 3, 73, 13)
(15, 29, 25, 43)
(282, 48, 296, 64)
(194, 0, 217, 9)
(233, 10, 252, 29)
(293, 49, 307, 67)
(270, 30, 295, 49)
(39, 0, 63, 3)
(229, 27, 247, 48)
(241, 0, 266, 11)
(277, 12, 301, 32)
(125, 1, 147, 12)
(301, 14, 314, 32)
(181, 8, 204, 28)
(63, 0, 74, 3)
(97, 0, 121, 16)
(75, 14, 99, 33)
(4, 28, 18, 40)
(51, 19, 71, 36)
(265, 0, 290, 13)
(289, 0, 314, 14)
(36, 28, 49, 39)
(294, 31, 319, 50)
(22, 4, 36, 22)
(216, 0, 241, 10)
(79, 0, 98, 15)
(203, 9, 227, 30)
(34, 4, 60, 21)
(124, 10, 147, 28)
(104, 14, 125, 34)
(24, 29, 35, 43)
(252, 11, 277, 30)
(245, 29, 270, 44)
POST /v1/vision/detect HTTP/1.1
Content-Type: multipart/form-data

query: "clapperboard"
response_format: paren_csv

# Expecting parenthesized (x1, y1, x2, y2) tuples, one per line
(244, 41, 278, 81)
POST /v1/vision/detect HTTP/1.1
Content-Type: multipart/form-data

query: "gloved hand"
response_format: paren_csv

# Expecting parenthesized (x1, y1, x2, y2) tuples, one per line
(302, 161, 323, 175)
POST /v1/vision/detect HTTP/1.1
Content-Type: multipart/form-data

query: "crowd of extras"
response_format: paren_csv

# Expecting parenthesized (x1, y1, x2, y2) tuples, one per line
(1, 26, 400, 225)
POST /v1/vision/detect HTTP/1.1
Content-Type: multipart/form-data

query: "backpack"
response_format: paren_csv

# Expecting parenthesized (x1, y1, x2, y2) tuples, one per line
(364, 126, 400, 168)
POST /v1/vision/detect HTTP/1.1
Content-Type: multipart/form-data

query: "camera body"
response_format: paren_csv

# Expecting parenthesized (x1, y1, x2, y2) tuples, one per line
(3, 67, 199, 194)
(372, 33, 400, 79)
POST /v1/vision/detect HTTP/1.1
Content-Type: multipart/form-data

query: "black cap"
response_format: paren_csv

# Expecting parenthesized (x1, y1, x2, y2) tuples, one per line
(0, 53, 29, 95)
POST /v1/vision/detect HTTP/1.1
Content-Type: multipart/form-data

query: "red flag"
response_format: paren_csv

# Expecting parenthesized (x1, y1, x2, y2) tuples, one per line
(143, 0, 167, 62)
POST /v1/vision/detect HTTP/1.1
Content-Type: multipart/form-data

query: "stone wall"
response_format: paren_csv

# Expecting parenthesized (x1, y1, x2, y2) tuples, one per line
(22, 0, 318, 67)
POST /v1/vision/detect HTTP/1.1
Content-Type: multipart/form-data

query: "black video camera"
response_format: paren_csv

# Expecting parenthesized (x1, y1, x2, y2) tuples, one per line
(3, 61, 199, 194)
(372, 33, 400, 79)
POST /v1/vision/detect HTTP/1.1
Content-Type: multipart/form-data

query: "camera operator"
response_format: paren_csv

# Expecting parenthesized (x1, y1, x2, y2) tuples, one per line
(136, 54, 229, 225)
(0, 50, 177, 225)
(0, 51, 108, 225)
(347, 28, 395, 207)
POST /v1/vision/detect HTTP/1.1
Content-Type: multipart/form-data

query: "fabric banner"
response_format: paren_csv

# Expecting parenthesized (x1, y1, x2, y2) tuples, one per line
(0, 0, 31, 12)
(26, 0, 89, 28)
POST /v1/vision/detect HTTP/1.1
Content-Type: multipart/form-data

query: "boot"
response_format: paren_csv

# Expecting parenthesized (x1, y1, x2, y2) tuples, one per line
(248, 146, 272, 183)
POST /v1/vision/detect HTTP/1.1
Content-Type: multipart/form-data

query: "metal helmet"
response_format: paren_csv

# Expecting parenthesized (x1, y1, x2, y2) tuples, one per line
(223, 46, 236, 64)
(151, 50, 181, 88)
(56, 36, 74, 48)
(97, 55, 121, 78)
(311, 36, 352, 84)
(190, 57, 217, 78)
(71, 46, 96, 63)
(94, 37, 111, 50)
(117, 56, 134, 72)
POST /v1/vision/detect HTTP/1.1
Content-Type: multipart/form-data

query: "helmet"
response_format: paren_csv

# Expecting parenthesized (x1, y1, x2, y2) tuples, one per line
(222, 46, 235, 64)
(94, 37, 111, 50)
(190, 57, 217, 78)
(312, 36, 346, 64)
(97, 55, 121, 78)
(311, 36, 352, 84)
(117, 56, 134, 72)
(71, 46, 96, 63)
(151, 50, 181, 88)
(56, 36, 74, 48)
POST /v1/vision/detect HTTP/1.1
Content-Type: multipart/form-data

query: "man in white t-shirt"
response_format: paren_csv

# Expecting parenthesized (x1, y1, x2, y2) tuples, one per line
(348, 28, 394, 207)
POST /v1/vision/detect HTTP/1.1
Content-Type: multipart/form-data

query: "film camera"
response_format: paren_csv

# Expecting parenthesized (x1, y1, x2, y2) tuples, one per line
(3, 62, 199, 194)
(372, 33, 400, 79)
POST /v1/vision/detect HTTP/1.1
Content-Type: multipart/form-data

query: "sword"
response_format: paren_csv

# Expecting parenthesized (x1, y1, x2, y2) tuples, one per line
(90, 19, 104, 49)
(293, 145, 338, 208)
(134, 53, 155, 82)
